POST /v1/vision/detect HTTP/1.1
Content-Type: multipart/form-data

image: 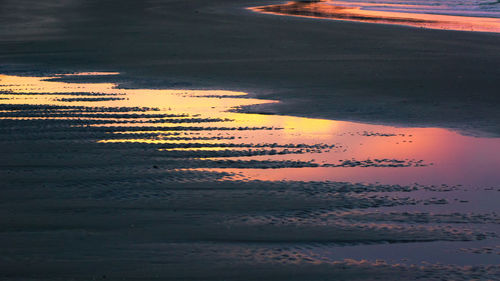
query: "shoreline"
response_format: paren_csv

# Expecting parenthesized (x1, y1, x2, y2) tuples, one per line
(1, 71, 500, 281)
(1, 69, 497, 138)
(248, 1, 500, 33)
(1, 0, 500, 135)
(1, 1, 500, 280)
(2, 0, 499, 136)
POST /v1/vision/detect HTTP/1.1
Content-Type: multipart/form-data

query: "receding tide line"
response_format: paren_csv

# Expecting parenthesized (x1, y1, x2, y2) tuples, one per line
(248, 1, 500, 33)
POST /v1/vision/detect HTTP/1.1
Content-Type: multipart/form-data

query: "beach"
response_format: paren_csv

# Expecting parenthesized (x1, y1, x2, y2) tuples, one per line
(1, 0, 500, 280)
(2, 0, 500, 134)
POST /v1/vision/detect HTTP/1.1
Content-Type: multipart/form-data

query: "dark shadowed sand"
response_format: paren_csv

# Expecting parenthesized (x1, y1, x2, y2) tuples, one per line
(1, 72, 499, 281)
(1, 1, 500, 280)
(1, 0, 500, 135)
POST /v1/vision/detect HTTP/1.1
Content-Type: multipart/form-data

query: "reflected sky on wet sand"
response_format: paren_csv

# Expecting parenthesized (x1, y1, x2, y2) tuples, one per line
(2, 72, 500, 270)
(1, 72, 500, 187)
(249, 1, 500, 33)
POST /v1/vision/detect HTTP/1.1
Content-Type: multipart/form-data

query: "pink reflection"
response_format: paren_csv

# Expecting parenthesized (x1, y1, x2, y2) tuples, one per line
(196, 125, 500, 187)
(2, 73, 500, 187)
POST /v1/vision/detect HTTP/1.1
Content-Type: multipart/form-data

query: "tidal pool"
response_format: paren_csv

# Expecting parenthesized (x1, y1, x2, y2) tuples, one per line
(1, 73, 499, 187)
(249, 1, 500, 33)
(1, 72, 499, 270)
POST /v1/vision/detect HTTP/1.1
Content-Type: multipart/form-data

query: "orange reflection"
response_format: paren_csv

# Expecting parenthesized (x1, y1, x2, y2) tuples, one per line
(249, 1, 500, 33)
(2, 73, 500, 187)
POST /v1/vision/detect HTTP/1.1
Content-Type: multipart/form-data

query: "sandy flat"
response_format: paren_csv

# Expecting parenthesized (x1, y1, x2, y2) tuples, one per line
(1, 0, 500, 135)
(0, 72, 499, 281)
(1, 1, 500, 280)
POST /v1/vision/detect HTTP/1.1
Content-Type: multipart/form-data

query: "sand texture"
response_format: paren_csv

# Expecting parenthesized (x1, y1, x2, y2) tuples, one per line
(1, 0, 500, 135)
(1, 0, 500, 280)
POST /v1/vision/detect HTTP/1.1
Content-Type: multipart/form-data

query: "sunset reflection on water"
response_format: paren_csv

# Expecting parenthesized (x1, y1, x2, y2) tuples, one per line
(1, 73, 500, 187)
(250, 1, 500, 33)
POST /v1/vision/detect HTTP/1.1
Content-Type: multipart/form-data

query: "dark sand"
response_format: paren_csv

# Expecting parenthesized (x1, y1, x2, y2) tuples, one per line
(1, 1, 500, 280)
(1, 0, 500, 135)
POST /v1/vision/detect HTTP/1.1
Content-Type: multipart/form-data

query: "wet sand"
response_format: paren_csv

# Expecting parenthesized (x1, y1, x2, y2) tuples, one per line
(1, 0, 500, 280)
(250, 1, 500, 33)
(1, 73, 500, 280)
(1, 0, 500, 135)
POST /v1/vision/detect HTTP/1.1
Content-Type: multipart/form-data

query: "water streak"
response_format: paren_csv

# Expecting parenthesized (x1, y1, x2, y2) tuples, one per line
(250, 0, 500, 32)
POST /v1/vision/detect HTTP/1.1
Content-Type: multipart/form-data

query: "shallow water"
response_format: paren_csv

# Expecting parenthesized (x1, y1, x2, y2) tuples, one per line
(324, 0, 500, 18)
(2, 73, 500, 187)
(1, 72, 499, 277)
(250, 0, 500, 32)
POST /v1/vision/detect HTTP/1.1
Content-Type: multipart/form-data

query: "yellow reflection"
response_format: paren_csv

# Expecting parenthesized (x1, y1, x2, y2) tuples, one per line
(281, 116, 337, 135)
(0, 74, 275, 116)
(226, 112, 337, 140)
(4, 72, 499, 185)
